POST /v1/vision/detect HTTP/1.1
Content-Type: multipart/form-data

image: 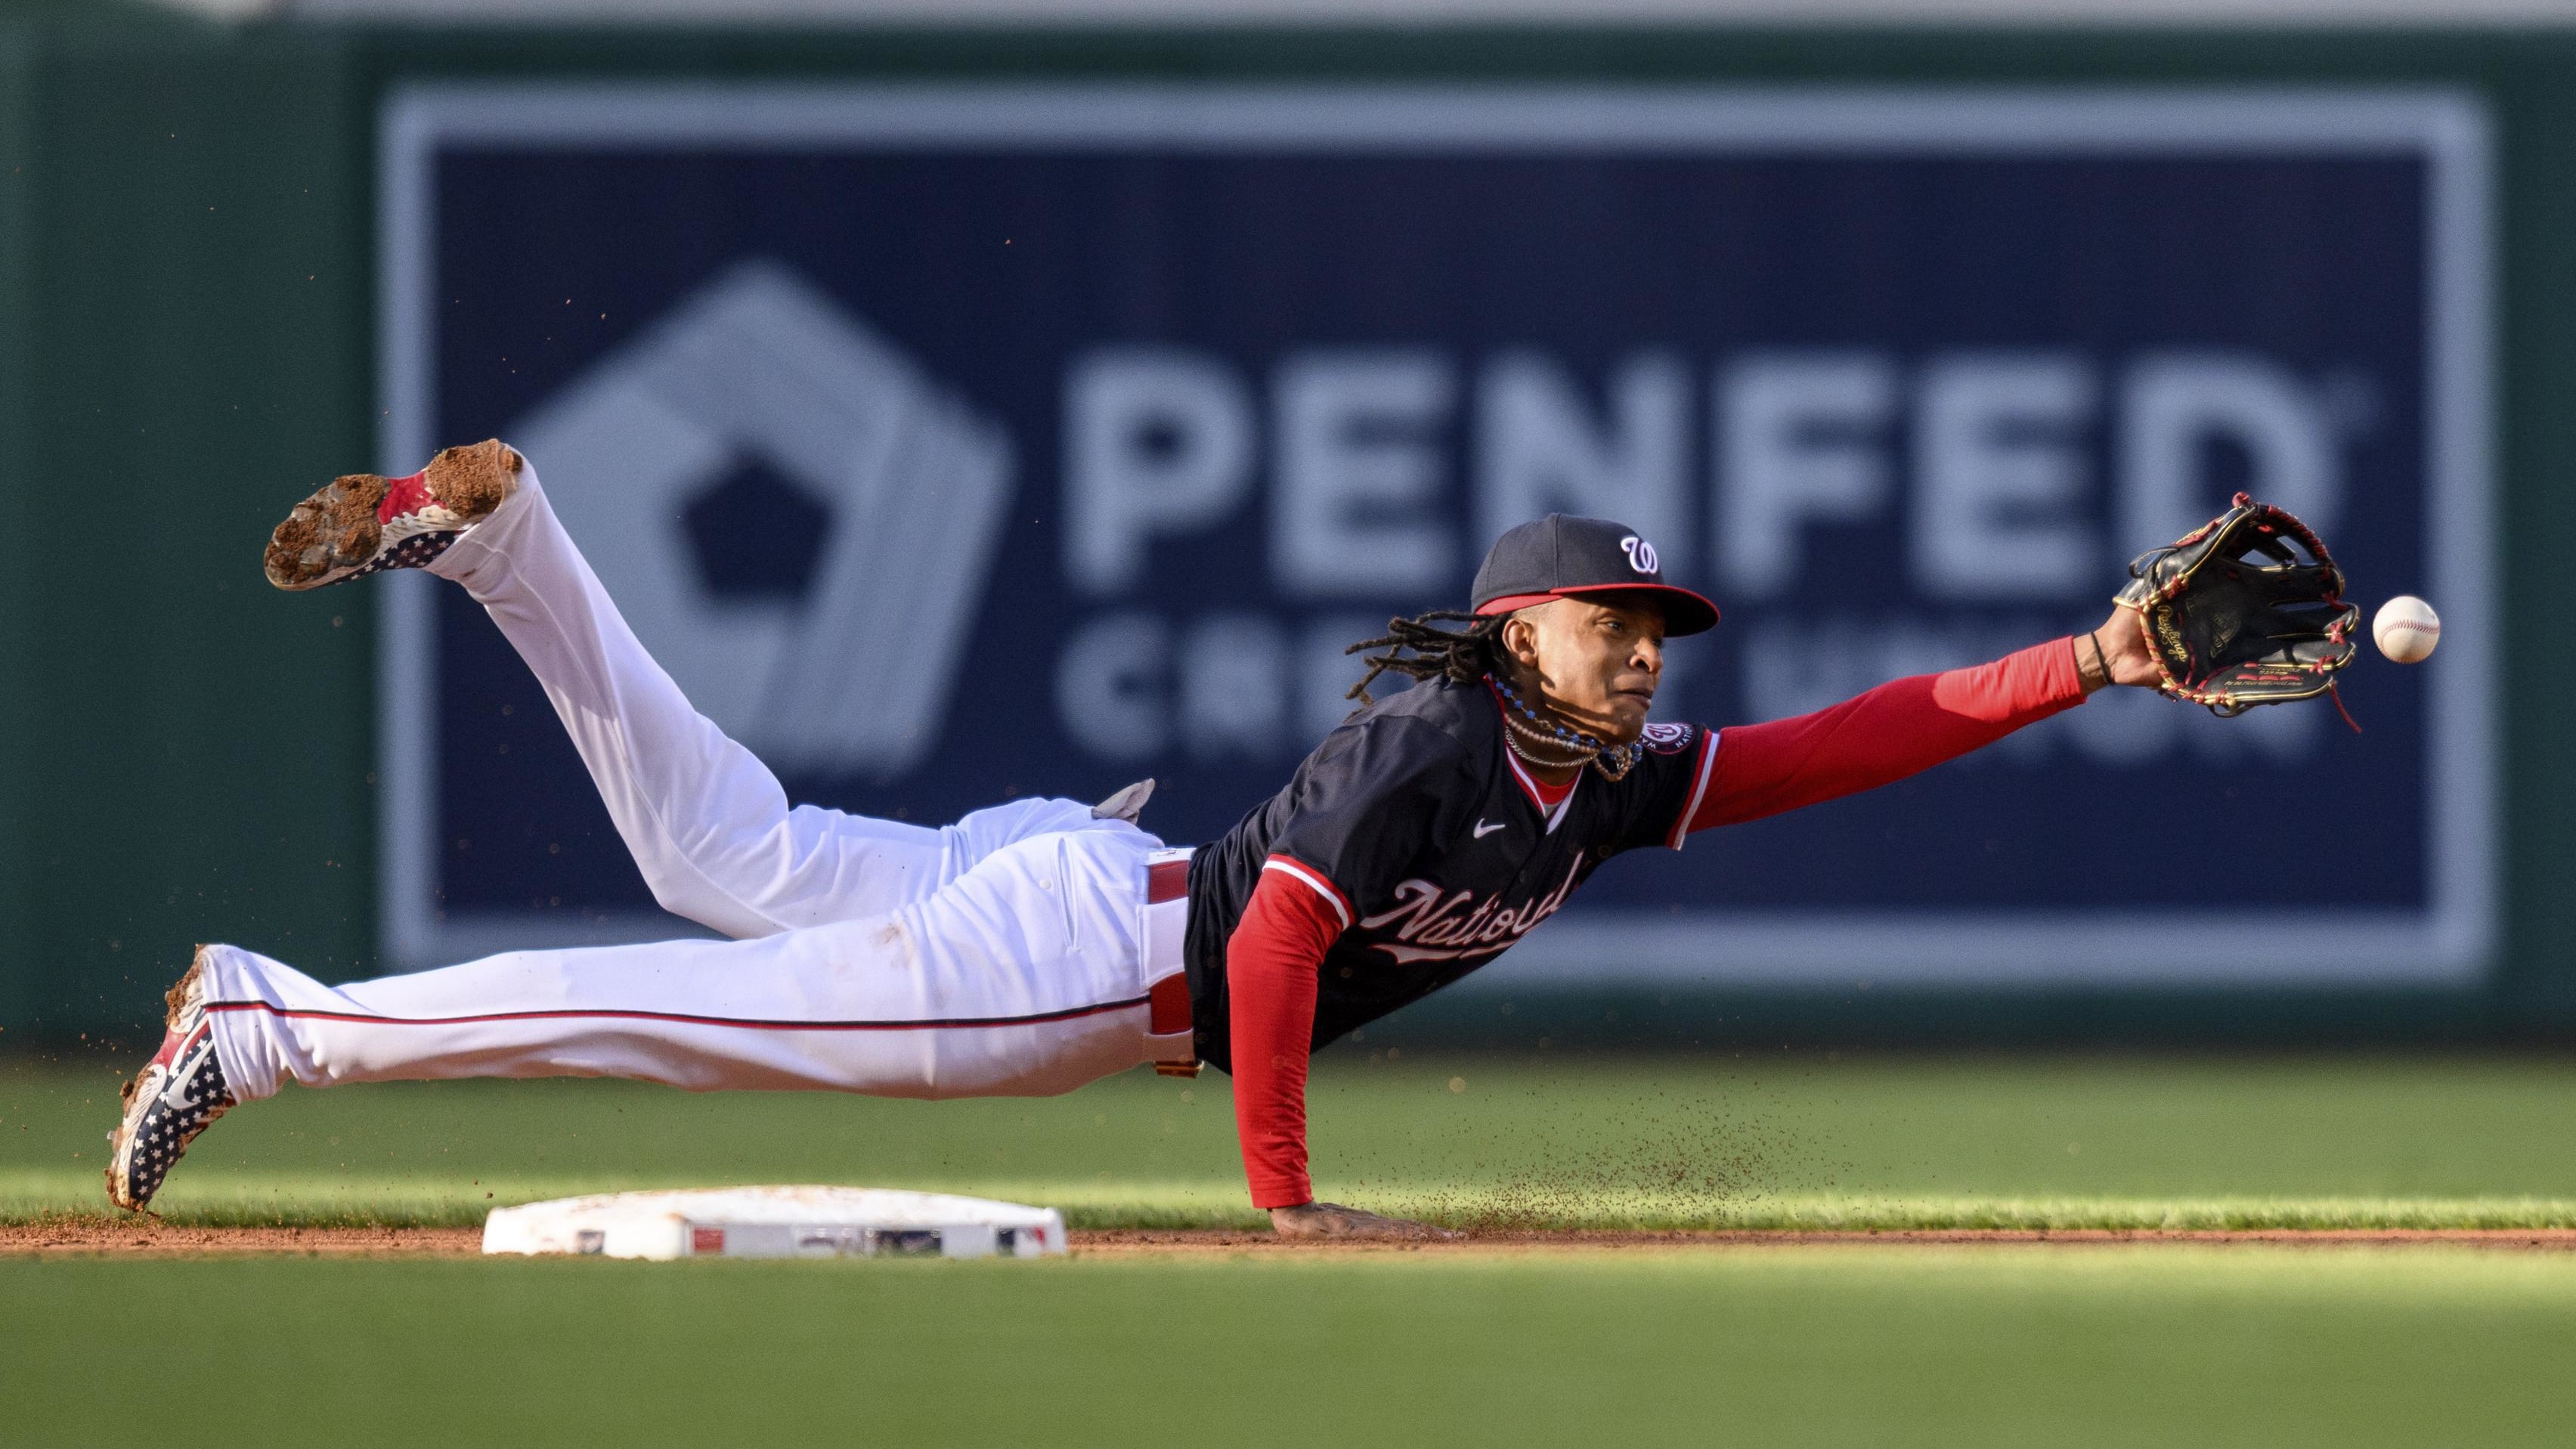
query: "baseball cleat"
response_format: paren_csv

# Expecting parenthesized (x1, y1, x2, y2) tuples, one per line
(104, 949, 237, 1213)
(262, 438, 522, 591)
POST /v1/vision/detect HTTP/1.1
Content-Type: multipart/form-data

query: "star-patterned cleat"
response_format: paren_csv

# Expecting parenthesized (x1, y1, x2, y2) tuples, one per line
(104, 949, 237, 1214)
(262, 438, 522, 591)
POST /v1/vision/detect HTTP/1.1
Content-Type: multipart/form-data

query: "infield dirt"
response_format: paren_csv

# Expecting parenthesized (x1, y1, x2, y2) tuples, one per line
(12, 1221, 2576, 1258)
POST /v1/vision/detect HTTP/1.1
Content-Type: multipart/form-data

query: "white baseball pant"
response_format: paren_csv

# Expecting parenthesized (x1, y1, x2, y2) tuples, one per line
(203, 454, 1196, 1103)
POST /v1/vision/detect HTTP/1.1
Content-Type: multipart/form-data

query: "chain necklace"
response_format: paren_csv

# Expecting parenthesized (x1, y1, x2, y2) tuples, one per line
(1487, 675, 1643, 782)
(1502, 713, 1598, 770)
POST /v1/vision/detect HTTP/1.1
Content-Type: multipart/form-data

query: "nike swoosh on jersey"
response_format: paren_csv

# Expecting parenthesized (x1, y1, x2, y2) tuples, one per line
(1473, 819, 1507, 838)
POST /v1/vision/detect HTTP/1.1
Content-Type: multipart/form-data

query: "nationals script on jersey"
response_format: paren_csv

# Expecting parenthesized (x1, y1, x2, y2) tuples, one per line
(1182, 677, 1715, 1070)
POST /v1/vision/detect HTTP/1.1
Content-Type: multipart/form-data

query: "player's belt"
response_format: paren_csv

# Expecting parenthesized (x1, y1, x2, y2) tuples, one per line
(1142, 847, 1198, 1078)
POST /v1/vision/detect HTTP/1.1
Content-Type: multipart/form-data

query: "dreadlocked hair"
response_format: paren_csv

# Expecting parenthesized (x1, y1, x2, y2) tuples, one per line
(1344, 609, 1507, 707)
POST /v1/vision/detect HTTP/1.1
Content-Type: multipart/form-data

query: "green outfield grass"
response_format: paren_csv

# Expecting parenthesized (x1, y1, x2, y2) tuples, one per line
(7, 1247, 2576, 1445)
(12, 1051, 2576, 1446)
(9, 1049, 2576, 1229)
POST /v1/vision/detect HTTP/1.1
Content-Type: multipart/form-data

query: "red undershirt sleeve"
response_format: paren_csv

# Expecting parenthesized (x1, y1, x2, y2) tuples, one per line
(1690, 636, 2088, 834)
(1225, 868, 1347, 1209)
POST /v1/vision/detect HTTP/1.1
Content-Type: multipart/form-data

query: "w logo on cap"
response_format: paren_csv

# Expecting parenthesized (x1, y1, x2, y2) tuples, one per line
(1469, 514, 1717, 636)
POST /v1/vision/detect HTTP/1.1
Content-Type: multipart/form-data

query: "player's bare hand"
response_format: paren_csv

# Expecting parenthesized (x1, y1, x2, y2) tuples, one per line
(1269, 1201, 1457, 1241)
(2082, 606, 2163, 692)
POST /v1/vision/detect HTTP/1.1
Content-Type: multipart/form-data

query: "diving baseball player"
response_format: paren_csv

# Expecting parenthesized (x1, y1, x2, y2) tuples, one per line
(107, 438, 2177, 1238)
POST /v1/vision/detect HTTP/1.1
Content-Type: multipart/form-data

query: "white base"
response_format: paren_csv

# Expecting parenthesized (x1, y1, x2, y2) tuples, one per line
(481, 1186, 1068, 1260)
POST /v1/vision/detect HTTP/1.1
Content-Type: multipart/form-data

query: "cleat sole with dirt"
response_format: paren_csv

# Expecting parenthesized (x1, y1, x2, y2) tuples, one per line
(263, 439, 522, 592)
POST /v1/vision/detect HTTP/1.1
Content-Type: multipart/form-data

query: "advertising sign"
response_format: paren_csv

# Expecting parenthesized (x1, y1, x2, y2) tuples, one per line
(379, 84, 2492, 985)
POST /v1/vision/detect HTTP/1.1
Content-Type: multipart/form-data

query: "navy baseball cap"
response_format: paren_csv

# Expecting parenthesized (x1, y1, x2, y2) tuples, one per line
(1469, 515, 1720, 636)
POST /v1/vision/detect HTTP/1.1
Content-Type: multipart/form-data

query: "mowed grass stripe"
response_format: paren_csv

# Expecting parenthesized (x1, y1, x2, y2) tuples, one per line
(13, 1053, 2576, 1230)
(5, 1249, 2575, 1447)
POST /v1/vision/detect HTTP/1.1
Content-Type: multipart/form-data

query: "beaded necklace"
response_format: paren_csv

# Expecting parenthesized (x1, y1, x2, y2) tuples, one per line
(1487, 675, 1643, 782)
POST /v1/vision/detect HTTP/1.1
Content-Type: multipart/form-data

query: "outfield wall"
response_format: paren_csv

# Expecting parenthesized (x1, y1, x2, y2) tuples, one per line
(3, 6, 2572, 1046)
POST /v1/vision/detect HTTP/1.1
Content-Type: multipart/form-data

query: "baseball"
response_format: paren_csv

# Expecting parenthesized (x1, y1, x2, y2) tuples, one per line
(2373, 596, 2441, 664)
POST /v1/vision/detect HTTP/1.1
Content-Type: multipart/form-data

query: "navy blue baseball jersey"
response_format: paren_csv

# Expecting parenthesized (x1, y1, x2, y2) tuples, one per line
(1182, 677, 1714, 1072)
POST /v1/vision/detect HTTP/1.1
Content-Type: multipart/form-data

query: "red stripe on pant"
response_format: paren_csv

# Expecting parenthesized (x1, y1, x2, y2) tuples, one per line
(203, 995, 1152, 1033)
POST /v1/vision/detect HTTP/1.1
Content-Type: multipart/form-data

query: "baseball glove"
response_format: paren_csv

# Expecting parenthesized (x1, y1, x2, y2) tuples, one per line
(2113, 492, 2360, 716)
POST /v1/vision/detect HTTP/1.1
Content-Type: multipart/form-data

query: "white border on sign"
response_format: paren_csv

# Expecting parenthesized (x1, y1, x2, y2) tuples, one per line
(378, 82, 2494, 986)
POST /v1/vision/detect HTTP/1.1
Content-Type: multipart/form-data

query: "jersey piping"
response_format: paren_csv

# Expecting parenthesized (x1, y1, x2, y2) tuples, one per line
(1500, 748, 1581, 833)
(1665, 731, 1720, 850)
(1259, 855, 1352, 929)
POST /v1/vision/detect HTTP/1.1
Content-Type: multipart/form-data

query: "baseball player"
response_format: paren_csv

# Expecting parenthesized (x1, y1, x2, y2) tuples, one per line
(107, 439, 2161, 1237)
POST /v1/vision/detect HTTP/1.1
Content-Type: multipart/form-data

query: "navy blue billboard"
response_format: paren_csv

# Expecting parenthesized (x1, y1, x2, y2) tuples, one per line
(379, 85, 2493, 986)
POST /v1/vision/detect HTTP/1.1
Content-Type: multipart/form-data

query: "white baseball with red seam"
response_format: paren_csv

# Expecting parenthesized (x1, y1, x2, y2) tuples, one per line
(2373, 596, 2441, 664)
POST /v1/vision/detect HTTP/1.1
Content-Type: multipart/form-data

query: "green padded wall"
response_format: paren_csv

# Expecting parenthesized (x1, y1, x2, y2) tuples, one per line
(8, 13, 2576, 1045)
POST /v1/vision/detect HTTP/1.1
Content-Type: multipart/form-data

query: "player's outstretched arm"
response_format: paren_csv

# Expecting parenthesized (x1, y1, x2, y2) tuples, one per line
(1685, 607, 2156, 834)
(1227, 869, 1456, 1241)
